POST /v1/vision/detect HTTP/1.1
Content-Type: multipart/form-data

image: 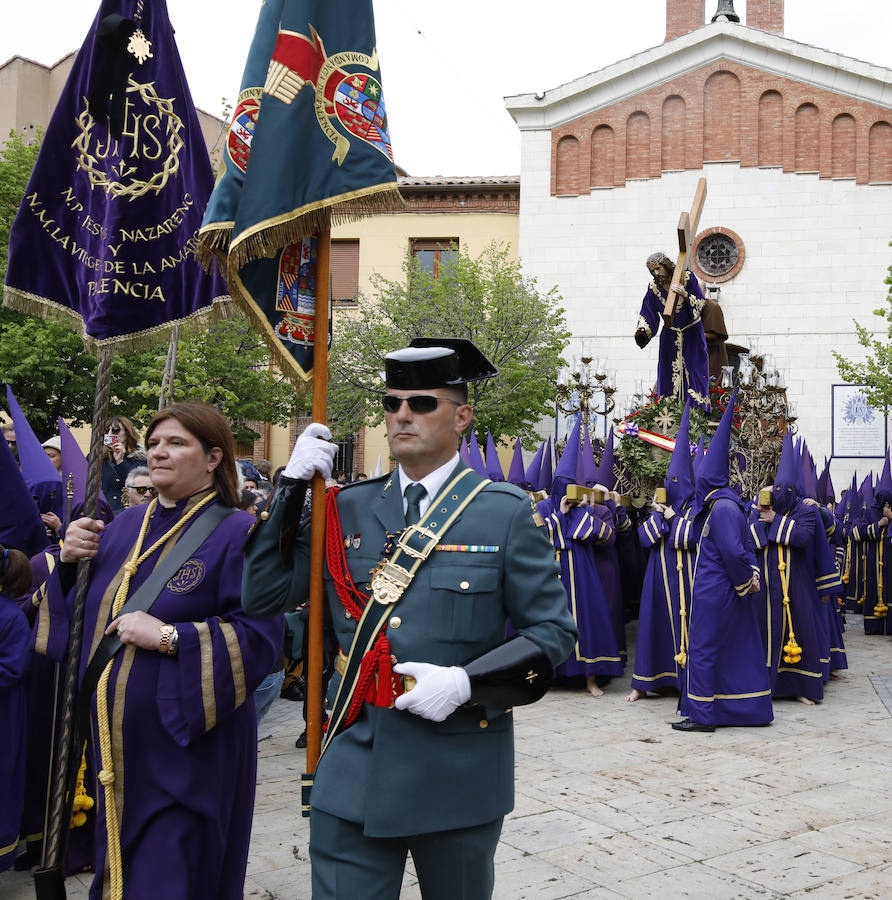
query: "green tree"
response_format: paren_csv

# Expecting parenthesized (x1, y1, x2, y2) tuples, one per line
(128, 313, 310, 446)
(834, 242, 892, 408)
(327, 242, 570, 445)
(0, 128, 42, 285)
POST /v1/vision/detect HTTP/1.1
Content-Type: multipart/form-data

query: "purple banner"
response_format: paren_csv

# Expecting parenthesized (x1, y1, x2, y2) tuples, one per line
(4, 0, 226, 346)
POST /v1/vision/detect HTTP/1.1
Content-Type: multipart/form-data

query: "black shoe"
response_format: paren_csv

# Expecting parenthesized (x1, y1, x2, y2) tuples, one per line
(295, 730, 307, 748)
(671, 718, 715, 733)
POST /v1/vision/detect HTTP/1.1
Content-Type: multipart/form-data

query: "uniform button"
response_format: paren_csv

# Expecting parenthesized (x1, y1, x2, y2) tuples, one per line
(460, 580, 470, 590)
(478, 720, 488, 729)
(389, 616, 402, 628)
(344, 610, 352, 619)
(259, 510, 270, 520)
(390, 654, 398, 664)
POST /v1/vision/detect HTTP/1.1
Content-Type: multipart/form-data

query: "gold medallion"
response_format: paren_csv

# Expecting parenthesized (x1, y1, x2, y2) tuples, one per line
(127, 28, 153, 65)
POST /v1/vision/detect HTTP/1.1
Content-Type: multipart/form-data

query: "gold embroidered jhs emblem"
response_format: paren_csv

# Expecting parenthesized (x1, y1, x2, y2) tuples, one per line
(167, 558, 205, 593)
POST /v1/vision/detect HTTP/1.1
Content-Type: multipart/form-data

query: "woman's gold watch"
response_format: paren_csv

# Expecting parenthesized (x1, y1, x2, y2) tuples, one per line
(159, 624, 176, 655)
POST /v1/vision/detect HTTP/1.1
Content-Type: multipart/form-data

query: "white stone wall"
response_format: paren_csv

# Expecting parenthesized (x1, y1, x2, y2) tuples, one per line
(518, 129, 891, 492)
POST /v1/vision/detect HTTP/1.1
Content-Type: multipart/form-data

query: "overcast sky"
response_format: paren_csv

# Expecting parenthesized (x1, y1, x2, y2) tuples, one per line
(3, 1, 890, 176)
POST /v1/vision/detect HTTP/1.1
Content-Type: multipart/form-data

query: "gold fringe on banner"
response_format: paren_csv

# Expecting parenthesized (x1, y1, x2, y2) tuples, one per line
(198, 180, 404, 273)
(2, 286, 235, 355)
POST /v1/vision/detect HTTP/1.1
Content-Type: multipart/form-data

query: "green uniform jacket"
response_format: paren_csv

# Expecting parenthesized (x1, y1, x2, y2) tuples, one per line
(242, 462, 577, 837)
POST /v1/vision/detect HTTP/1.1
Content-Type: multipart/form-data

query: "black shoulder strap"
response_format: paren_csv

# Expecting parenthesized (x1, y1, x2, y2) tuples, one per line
(76, 502, 235, 737)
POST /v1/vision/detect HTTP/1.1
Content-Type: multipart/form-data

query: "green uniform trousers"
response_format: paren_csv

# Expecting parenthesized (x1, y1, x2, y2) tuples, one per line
(309, 808, 503, 899)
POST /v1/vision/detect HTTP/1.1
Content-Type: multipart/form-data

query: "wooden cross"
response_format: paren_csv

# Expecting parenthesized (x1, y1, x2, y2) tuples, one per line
(662, 177, 708, 328)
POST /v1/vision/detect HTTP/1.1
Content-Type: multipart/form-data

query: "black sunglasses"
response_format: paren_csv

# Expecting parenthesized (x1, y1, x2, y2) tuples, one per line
(381, 394, 462, 414)
(108, 425, 121, 434)
(130, 485, 156, 496)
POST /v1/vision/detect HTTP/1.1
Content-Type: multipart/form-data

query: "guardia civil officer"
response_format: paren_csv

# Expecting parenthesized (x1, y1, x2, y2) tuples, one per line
(242, 338, 577, 900)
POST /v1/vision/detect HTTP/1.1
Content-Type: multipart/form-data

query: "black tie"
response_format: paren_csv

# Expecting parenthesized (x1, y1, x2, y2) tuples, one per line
(404, 483, 427, 526)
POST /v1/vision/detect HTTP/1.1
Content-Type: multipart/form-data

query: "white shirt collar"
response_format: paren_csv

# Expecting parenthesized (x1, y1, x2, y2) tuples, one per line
(398, 453, 460, 516)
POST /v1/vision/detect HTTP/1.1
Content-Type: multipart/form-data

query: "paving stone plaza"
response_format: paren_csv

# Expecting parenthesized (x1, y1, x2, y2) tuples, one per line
(3, 618, 891, 899)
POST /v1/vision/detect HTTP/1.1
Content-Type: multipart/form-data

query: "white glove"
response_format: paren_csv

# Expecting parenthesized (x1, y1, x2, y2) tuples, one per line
(283, 422, 338, 481)
(393, 661, 471, 722)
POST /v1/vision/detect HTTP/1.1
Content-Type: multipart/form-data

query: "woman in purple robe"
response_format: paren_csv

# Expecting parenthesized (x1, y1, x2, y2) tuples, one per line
(634, 252, 710, 412)
(0, 545, 32, 873)
(44, 404, 284, 899)
(675, 391, 772, 732)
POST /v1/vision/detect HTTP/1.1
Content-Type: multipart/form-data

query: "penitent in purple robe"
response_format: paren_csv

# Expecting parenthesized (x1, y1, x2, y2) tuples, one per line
(749, 502, 826, 701)
(636, 271, 710, 411)
(538, 497, 623, 679)
(682, 497, 773, 726)
(0, 591, 30, 873)
(37, 492, 284, 899)
(632, 510, 695, 693)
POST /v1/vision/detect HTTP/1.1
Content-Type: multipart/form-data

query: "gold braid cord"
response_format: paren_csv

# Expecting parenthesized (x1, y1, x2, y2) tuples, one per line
(777, 545, 802, 664)
(875, 530, 887, 617)
(674, 548, 689, 668)
(95, 492, 216, 899)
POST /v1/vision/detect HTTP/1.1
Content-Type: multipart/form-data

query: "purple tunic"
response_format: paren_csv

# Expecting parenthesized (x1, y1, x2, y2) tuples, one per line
(39, 494, 284, 899)
(682, 497, 773, 726)
(590, 502, 627, 663)
(636, 271, 710, 411)
(749, 503, 825, 701)
(0, 592, 30, 873)
(631, 510, 695, 693)
(538, 500, 623, 678)
(851, 515, 890, 635)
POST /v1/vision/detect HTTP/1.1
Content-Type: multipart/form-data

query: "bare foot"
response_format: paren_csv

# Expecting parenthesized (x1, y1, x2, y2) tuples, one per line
(586, 676, 604, 698)
(795, 695, 816, 705)
(625, 688, 645, 703)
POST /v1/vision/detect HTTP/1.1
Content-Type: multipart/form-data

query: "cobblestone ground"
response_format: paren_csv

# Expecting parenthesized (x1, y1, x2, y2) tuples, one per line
(4, 616, 892, 899)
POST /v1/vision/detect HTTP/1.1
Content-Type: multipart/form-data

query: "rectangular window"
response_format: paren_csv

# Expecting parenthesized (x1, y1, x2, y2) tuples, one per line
(410, 238, 459, 278)
(331, 239, 360, 306)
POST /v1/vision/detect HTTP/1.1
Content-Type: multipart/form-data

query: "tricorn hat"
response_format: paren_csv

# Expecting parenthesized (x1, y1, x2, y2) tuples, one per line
(384, 338, 497, 390)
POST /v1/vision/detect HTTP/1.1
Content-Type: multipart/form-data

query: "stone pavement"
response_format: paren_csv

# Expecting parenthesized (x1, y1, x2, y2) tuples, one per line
(4, 617, 892, 899)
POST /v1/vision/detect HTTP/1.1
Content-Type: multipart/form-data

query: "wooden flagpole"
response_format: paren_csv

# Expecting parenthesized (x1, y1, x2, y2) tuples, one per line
(305, 228, 331, 773)
(34, 345, 114, 900)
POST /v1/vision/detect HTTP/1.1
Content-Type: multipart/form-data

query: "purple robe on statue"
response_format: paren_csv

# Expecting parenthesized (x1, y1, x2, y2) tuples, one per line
(0, 591, 30, 873)
(538, 493, 623, 679)
(36, 492, 284, 899)
(636, 271, 710, 411)
(682, 496, 772, 726)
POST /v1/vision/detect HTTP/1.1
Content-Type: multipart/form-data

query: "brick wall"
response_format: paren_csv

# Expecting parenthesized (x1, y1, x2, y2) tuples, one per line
(550, 61, 892, 193)
(747, 0, 784, 35)
(665, 0, 704, 41)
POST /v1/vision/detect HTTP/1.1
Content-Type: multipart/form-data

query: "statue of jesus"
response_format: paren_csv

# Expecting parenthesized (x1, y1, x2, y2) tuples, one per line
(634, 251, 710, 411)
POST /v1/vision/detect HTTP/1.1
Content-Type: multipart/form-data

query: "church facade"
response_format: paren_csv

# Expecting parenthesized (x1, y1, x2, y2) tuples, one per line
(506, 0, 891, 488)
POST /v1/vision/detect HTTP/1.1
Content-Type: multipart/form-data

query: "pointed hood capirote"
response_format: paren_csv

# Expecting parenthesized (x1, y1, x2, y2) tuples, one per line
(58, 417, 113, 526)
(6, 385, 62, 492)
(521, 441, 545, 492)
(459, 435, 471, 467)
(552, 418, 582, 501)
(664, 402, 695, 510)
(875, 452, 892, 509)
(484, 432, 505, 482)
(506, 436, 526, 487)
(0, 429, 48, 557)
(772, 429, 799, 515)
(537, 438, 553, 493)
(467, 431, 486, 475)
(694, 387, 738, 510)
(595, 428, 617, 491)
(578, 427, 598, 488)
(692, 434, 706, 478)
